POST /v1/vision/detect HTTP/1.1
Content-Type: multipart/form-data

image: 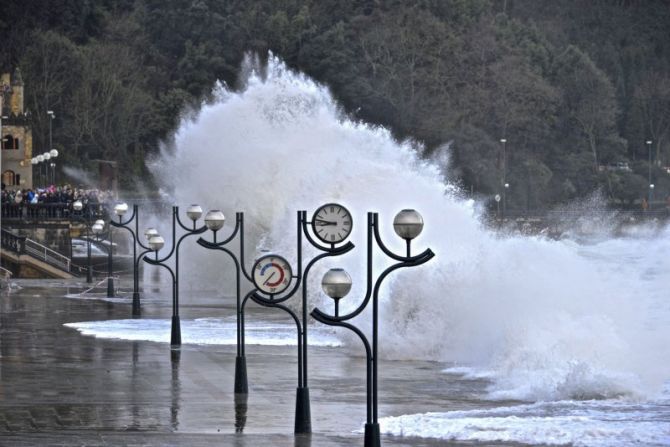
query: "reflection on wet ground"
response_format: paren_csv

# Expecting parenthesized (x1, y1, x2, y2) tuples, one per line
(0, 279, 512, 446)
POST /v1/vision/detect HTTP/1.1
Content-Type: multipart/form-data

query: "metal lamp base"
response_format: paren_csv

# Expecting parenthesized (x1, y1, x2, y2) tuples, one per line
(294, 386, 311, 434)
(364, 423, 381, 447)
(234, 355, 248, 394)
(170, 315, 181, 346)
(132, 292, 141, 317)
(107, 277, 114, 298)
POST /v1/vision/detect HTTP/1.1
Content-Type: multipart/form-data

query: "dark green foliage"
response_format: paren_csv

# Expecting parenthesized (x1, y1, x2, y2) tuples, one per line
(1, 0, 669, 205)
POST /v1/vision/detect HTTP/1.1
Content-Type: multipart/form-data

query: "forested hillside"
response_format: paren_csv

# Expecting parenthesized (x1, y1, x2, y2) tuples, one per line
(2, 0, 669, 210)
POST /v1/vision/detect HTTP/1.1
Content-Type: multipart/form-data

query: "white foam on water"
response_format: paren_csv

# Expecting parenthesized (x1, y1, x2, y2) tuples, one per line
(379, 398, 670, 446)
(64, 318, 341, 347)
(144, 53, 670, 406)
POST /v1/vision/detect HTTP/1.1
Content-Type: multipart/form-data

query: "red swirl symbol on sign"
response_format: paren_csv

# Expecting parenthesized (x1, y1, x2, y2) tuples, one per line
(261, 262, 285, 287)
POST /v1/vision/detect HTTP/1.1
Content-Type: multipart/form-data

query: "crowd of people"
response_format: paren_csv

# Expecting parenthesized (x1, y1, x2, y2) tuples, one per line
(1, 185, 115, 219)
(1, 185, 114, 207)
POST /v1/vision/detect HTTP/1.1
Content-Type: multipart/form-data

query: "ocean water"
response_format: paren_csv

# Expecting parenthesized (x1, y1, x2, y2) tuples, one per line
(65, 318, 341, 347)
(87, 54, 669, 445)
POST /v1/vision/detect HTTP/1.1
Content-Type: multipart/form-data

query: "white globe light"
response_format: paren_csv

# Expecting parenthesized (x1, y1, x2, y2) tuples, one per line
(114, 202, 128, 216)
(393, 209, 424, 240)
(322, 268, 352, 299)
(144, 228, 159, 240)
(186, 204, 203, 221)
(148, 235, 165, 252)
(205, 210, 225, 231)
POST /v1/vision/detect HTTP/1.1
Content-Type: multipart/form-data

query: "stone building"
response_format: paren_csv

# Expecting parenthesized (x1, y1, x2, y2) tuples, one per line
(1, 68, 33, 190)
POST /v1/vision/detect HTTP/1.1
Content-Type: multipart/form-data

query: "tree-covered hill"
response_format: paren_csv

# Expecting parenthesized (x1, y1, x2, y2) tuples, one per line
(2, 0, 669, 210)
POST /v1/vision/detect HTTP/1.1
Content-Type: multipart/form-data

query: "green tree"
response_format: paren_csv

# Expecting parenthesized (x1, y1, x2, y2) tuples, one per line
(553, 46, 622, 173)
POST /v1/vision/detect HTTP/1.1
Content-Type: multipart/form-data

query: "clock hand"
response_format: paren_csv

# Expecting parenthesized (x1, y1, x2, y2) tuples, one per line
(263, 271, 276, 285)
(314, 219, 337, 226)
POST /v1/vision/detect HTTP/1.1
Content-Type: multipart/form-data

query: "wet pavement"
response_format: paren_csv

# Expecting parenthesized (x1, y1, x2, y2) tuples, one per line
(0, 279, 519, 446)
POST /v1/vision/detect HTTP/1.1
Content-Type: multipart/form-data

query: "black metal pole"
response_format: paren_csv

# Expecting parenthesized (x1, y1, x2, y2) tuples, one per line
(310, 211, 434, 447)
(367, 213, 379, 446)
(295, 211, 310, 433)
(132, 205, 144, 316)
(235, 213, 251, 394)
(170, 208, 180, 347)
(107, 225, 114, 297)
(86, 220, 92, 283)
(197, 212, 249, 394)
(131, 232, 140, 316)
(146, 206, 208, 348)
(110, 205, 142, 316)
(143, 253, 178, 346)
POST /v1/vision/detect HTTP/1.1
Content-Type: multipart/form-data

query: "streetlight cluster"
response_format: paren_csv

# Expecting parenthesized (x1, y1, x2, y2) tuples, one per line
(106, 201, 433, 446)
(71, 198, 108, 284)
(31, 149, 59, 187)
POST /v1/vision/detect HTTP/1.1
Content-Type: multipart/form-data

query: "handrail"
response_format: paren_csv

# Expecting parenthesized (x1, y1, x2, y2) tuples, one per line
(1, 229, 71, 273)
(24, 238, 71, 272)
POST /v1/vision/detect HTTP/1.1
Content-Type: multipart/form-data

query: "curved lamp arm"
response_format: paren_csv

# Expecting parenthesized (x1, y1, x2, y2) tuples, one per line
(109, 204, 137, 228)
(319, 249, 434, 323)
(372, 212, 432, 262)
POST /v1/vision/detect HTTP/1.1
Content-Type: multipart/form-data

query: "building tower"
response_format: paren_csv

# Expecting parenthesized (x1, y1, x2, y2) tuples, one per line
(1, 67, 34, 190)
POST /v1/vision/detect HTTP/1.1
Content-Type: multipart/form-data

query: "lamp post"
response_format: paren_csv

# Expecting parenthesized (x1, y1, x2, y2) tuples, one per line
(142, 205, 209, 347)
(46, 110, 54, 187)
(500, 138, 507, 187)
(92, 220, 105, 268)
(199, 205, 354, 431)
(47, 110, 54, 153)
(36, 154, 44, 188)
(95, 216, 115, 297)
(649, 184, 655, 211)
(312, 209, 434, 447)
(647, 140, 653, 208)
(503, 183, 509, 220)
(109, 203, 154, 316)
(100, 205, 120, 298)
(42, 152, 51, 187)
(241, 207, 354, 434)
(73, 199, 93, 283)
(50, 149, 58, 185)
(500, 138, 508, 220)
(494, 194, 501, 221)
(31, 157, 38, 188)
(197, 211, 252, 394)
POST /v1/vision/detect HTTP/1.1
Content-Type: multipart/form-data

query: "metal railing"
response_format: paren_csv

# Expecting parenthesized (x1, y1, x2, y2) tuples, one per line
(1, 229, 26, 253)
(24, 238, 71, 272)
(1, 203, 108, 221)
(499, 209, 669, 221)
(1, 229, 71, 273)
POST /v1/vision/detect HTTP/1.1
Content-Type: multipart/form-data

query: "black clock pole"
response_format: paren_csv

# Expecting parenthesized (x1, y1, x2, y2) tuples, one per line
(312, 211, 434, 447)
(110, 204, 150, 317)
(143, 206, 208, 348)
(197, 212, 249, 393)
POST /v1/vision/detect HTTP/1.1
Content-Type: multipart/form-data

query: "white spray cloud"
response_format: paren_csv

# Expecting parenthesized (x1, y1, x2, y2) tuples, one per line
(149, 54, 670, 401)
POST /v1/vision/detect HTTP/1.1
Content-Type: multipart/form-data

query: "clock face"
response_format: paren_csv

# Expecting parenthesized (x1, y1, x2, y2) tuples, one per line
(252, 254, 293, 295)
(312, 203, 353, 244)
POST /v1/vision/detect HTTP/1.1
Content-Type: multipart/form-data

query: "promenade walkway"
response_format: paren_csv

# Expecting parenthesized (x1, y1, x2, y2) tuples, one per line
(0, 279, 503, 447)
